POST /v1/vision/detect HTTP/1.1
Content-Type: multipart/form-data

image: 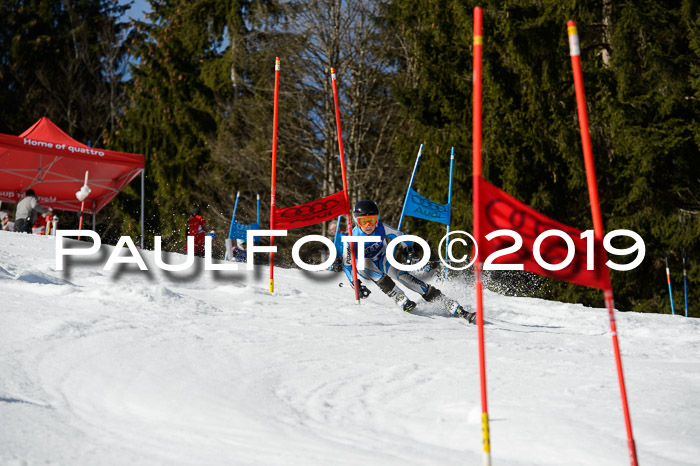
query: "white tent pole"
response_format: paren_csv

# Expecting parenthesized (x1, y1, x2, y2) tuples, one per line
(140, 169, 145, 249)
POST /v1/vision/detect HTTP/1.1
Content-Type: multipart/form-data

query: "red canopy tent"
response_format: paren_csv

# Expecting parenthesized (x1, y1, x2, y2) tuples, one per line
(0, 117, 144, 215)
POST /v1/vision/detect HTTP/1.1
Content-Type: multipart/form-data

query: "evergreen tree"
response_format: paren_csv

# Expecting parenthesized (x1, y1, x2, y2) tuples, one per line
(115, 0, 408, 254)
(385, 0, 699, 314)
(0, 0, 129, 142)
(1, 0, 133, 232)
(205, 1, 317, 241)
(598, 1, 700, 313)
(116, 0, 249, 249)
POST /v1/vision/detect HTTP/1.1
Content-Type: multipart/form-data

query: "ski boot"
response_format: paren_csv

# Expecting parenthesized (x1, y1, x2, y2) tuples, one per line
(379, 275, 417, 312)
(422, 285, 476, 324)
(394, 292, 417, 312)
(446, 300, 476, 324)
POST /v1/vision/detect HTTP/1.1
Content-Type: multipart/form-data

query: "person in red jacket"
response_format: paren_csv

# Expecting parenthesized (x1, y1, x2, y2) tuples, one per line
(186, 207, 206, 257)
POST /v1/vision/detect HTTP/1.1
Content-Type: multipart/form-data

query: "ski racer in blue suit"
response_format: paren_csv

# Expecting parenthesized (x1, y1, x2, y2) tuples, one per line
(340, 200, 475, 322)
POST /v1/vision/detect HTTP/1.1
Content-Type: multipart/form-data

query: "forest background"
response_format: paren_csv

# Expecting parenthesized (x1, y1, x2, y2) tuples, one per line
(1, 0, 698, 315)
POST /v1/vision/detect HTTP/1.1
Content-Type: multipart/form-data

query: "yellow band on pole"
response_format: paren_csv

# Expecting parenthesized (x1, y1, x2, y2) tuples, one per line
(269, 279, 274, 293)
(474, 36, 483, 45)
(567, 25, 578, 36)
(482, 412, 491, 453)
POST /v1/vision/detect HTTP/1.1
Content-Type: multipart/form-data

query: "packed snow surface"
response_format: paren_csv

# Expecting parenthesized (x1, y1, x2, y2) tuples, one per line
(1, 231, 699, 465)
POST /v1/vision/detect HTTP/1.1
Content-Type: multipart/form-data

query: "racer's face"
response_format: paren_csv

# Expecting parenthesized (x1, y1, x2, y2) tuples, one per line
(355, 215, 378, 234)
(360, 223, 376, 234)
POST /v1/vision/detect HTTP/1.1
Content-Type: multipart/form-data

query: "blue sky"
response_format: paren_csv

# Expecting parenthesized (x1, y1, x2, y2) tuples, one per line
(122, 0, 151, 22)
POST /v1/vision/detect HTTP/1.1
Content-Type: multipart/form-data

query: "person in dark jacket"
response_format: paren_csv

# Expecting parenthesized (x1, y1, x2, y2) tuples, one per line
(14, 189, 51, 233)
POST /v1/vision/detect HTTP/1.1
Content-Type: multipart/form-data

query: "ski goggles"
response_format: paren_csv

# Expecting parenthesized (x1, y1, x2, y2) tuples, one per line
(355, 215, 379, 227)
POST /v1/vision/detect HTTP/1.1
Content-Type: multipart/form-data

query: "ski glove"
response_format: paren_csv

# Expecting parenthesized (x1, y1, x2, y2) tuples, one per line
(358, 281, 371, 299)
(339, 279, 371, 299)
(404, 245, 418, 264)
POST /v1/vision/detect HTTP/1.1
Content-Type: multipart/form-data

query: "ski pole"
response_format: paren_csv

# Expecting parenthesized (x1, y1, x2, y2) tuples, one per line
(665, 252, 675, 315)
(683, 249, 688, 318)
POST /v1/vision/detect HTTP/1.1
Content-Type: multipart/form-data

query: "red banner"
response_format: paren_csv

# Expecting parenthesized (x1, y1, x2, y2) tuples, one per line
(476, 176, 610, 290)
(273, 190, 349, 230)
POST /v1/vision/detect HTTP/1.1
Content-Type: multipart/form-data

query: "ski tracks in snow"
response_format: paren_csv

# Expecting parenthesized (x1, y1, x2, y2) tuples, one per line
(2, 232, 700, 465)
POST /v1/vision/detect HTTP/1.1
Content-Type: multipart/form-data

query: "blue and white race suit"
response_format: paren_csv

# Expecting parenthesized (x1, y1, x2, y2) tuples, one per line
(340, 222, 430, 296)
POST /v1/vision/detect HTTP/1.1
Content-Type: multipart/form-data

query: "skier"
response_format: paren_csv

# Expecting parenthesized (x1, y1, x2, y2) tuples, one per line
(341, 200, 475, 322)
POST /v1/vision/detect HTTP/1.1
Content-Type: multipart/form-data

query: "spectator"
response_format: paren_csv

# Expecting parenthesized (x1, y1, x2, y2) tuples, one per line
(328, 219, 338, 236)
(1, 211, 13, 231)
(14, 189, 51, 233)
(186, 207, 206, 257)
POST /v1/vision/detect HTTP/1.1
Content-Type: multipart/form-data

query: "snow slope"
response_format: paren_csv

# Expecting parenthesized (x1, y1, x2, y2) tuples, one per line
(1, 230, 699, 465)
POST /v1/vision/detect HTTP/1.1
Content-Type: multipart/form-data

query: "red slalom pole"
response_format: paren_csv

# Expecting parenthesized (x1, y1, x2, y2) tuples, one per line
(330, 68, 361, 304)
(472, 7, 491, 466)
(568, 21, 638, 466)
(269, 57, 280, 294)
